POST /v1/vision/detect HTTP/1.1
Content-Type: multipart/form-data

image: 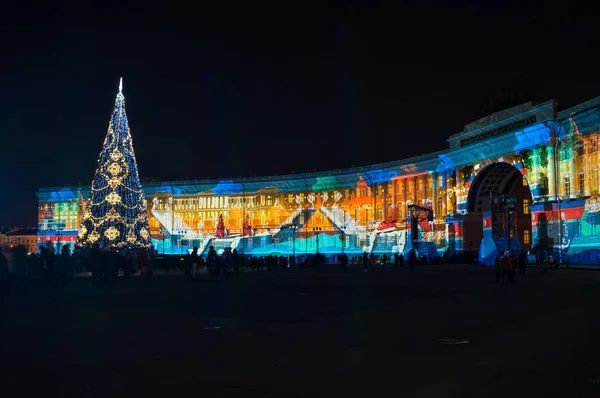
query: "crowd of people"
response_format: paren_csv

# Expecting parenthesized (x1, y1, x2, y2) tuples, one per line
(0, 240, 563, 301)
(0, 242, 155, 293)
(179, 248, 424, 278)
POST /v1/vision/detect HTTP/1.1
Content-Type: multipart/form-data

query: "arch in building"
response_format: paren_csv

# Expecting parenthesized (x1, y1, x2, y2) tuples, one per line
(464, 162, 533, 263)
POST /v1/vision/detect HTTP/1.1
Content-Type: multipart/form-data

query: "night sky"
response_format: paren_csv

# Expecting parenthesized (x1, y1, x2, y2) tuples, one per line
(1, 2, 598, 227)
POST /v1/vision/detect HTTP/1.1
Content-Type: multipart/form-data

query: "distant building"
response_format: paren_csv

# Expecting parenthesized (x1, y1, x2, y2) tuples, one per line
(3, 228, 38, 254)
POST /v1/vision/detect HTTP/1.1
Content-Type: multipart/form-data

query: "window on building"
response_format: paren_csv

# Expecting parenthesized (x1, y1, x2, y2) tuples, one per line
(561, 145, 569, 160)
(591, 136, 598, 154)
(437, 197, 444, 216)
(564, 174, 571, 197)
(575, 140, 584, 157)
(579, 171, 585, 195)
(593, 165, 600, 194)
(376, 206, 382, 221)
(523, 176, 528, 186)
(524, 229, 531, 245)
(523, 199, 530, 215)
(437, 175, 443, 188)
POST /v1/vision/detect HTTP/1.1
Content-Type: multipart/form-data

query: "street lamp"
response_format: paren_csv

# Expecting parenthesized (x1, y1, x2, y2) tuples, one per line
(178, 230, 183, 255)
(178, 230, 190, 254)
(312, 227, 321, 253)
(56, 225, 64, 253)
(340, 226, 347, 254)
(291, 224, 298, 259)
(160, 226, 167, 255)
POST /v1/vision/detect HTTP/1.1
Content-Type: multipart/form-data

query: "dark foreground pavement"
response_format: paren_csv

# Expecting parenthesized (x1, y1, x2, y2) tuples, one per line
(2, 265, 600, 397)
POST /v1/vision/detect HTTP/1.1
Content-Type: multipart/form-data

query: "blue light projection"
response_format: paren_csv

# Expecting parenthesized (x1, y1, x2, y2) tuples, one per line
(436, 154, 455, 174)
(151, 186, 182, 195)
(512, 124, 552, 152)
(363, 169, 397, 184)
(48, 189, 76, 203)
(212, 180, 243, 195)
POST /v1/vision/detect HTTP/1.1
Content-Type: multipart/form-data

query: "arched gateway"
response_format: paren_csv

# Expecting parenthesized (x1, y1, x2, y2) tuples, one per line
(462, 162, 533, 265)
(35, 85, 600, 265)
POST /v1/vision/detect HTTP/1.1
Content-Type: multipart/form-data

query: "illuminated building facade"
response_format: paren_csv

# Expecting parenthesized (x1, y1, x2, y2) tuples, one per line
(37, 96, 600, 264)
(1, 228, 38, 254)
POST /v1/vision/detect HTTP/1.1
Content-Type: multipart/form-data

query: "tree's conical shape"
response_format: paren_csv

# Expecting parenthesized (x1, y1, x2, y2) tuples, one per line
(77, 79, 151, 249)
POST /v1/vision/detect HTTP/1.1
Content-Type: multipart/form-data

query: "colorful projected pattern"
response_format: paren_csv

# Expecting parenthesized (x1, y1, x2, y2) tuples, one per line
(36, 93, 600, 264)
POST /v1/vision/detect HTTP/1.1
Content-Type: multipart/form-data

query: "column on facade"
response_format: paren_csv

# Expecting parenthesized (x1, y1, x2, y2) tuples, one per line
(372, 184, 377, 221)
(547, 144, 556, 200)
(421, 174, 427, 207)
(382, 183, 388, 220)
(531, 147, 541, 191)
(456, 166, 463, 207)
(569, 139, 576, 198)
(430, 171, 438, 217)
(392, 180, 398, 219)
(412, 176, 418, 205)
(401, 178, 407, 219)
(442, 170, 448, 216)
(583, 137, 591, 196)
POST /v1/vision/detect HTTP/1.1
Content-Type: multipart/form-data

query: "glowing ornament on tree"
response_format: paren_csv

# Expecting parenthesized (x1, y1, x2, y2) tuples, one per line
(88, 231, 100, 244)
(126, 231, 137, 244)
(107, 162, 123, 176)
(77, 78, 151, 249)
(106, 192, 121, 205)
(105, 226, 120, 241)
(110, 149, 123, 161)
(108, 178, 122, 189)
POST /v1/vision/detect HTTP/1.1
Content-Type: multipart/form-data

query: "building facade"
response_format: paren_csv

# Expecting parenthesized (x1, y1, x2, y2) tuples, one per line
(37, 97, 600, 264)
(2, 228, 38, 255)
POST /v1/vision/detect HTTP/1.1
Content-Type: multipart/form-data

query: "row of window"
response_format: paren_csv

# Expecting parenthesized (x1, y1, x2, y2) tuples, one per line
(563, 171, 593, 197)
(561, 139, 597, 159)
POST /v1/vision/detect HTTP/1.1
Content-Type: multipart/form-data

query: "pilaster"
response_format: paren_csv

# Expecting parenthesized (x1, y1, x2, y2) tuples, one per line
(547, 144, 556, 200)
(430, 171, 438, 217)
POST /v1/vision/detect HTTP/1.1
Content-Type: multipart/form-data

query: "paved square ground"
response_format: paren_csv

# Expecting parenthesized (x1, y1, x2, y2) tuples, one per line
(2, 265, 600, 397)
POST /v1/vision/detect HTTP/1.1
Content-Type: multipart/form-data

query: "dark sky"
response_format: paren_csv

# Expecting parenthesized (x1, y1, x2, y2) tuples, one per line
(1, 1, 598, 227)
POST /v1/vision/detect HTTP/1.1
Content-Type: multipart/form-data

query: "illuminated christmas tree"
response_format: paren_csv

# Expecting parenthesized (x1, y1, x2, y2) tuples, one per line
(77, 78, 151, 249)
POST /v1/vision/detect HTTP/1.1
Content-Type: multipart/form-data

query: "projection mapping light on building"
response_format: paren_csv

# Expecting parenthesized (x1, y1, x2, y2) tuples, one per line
(36, 89, 600, 265)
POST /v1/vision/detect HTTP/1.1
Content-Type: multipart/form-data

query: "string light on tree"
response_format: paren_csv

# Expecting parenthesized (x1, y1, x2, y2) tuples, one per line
(77, 78, 151, 249)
